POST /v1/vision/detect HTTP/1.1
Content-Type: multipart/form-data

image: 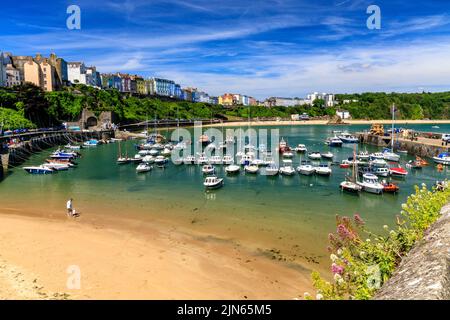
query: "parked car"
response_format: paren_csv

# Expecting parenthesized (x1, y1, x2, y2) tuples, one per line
(442, 134, 450, 142)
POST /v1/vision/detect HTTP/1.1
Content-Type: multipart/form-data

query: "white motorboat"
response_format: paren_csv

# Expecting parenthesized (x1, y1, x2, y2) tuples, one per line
(154, 156, 168, 165)
(321, 152, 334, 160)
(149, 149, 159, 156)
(197, 155, 209, 165)
(340, 180, 362, 193)
(244, 165, 259, 174)
(222, 155, 234, 165)
(433, 153, 450, 165)
(117, 156, 129, 165)
(383, 150, 400, 162)
(338, 132, 359, 143)
(371, 159, 388, 167)
(297, 161, 315, 176)
(225, 164, 240, 174)
(138, 150, 151, 156)
(314, 164, 332, 176)
(279, 164, 296, 176)
(282, 150, 294, 158)
(142, 155, 155, 163)
(357, 150, 370, 161)
(202, 164, 215, 175)
(65, 144, 81, 150)
(357, 173, 384, 194)
(42, 163, 70, 171)
(264, 164, 279, 176)
(263, 156, 275, 166)
(183, 155, 196, 165)
(23, 165, 55, 174)
(373, 167, 390, 177)
(209, 156, 223, 165)
(153, 143, 164, 150)
(204, 176, 224, 189)
(294, 144, 307, 153)
(251, 159, 265, 166)
(308, 152, 322, 160)
(136, 163, 152, 173)
(370, 152, 385, 160)
(326, 136, 343, 147)
(161, 148, 172, 156)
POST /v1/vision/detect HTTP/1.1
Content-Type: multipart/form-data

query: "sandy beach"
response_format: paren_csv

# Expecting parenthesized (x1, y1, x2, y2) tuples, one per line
(0, 210, 314, 300)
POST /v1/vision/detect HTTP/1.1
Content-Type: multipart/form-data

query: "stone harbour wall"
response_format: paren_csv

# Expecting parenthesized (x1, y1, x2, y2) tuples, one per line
(375, 203, 450, 300)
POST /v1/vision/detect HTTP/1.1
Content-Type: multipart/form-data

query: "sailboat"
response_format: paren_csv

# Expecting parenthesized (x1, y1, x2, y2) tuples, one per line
(117, 141, 129, 164)
(383, 104, 400, 162)
(340, 147, 362, 194)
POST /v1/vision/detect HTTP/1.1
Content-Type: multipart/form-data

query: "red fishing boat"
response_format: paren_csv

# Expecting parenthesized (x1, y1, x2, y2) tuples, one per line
(389, 166, 408, 177)
(278, 138, 291, 154)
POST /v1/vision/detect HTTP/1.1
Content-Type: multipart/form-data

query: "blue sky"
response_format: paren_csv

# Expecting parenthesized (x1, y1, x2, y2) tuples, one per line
(1, 0, 450, 99)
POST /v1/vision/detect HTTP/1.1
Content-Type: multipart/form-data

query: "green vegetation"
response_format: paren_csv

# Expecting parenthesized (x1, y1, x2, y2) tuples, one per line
(335, 92, 450, 120)
(310, 184, 450, 300)
(1, 84, 450, 129)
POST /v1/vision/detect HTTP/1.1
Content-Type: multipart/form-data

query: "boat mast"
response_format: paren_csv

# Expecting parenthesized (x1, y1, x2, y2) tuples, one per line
(391, 103, 395, 152)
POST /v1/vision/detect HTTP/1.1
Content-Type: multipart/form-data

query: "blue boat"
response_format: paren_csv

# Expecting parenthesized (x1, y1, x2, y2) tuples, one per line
(23, 166, 55, 174)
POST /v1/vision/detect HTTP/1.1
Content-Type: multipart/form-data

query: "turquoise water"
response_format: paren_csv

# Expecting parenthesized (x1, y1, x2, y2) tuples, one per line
(1, 124, 449, 271)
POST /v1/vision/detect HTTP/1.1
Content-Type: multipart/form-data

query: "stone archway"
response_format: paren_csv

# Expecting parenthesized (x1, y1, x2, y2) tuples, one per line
(86, 116, 98, 128)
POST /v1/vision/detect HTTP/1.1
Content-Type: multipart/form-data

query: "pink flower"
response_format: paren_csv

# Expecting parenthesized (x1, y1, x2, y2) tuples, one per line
(354, 214, 365, 226)
(331, 263, 344, 275)
(337, 224, 354, 240)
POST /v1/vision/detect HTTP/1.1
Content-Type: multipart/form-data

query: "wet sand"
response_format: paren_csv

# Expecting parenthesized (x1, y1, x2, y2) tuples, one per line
(0, 209, 315, 300)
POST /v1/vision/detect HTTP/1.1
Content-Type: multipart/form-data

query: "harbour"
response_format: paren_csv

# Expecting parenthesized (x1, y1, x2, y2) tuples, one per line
(1, 123, 448, 294)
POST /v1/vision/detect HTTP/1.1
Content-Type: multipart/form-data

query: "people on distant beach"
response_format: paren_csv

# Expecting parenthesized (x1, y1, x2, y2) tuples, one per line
(66, 198, 73, 217)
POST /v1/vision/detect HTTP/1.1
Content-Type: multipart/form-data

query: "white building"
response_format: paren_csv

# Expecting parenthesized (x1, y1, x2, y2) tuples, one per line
(68, 62, 87, 85)
(5, 64, 21, 87)
(307, 92, 335, 107)
(336, 110, 351, 119)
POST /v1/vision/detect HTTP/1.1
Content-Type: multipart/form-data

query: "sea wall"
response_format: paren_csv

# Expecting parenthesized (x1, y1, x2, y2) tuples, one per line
(374, 203, 450, 300)
(357, 133, 449, 158)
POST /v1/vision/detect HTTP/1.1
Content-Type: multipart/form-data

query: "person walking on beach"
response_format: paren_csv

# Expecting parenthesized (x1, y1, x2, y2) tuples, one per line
(66, 198, 73, 217)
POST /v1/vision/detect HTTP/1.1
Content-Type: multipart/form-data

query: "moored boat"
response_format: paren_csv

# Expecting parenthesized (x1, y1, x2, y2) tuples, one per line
(203, 176, 224, 189)
(389, 166, 408, 177)
(308, 152, 321, 160)
(314, 164, 332, 176)
(357, 173, 384, 194)
(433, 153, 450, 165)
(297, 161, 315, 175)
(225, 164, 240, 174)
(23, 165, 55, 174)
(136, 163, 152, 173)
(202, 164, 215, 175)
(244, 165, 259, 174)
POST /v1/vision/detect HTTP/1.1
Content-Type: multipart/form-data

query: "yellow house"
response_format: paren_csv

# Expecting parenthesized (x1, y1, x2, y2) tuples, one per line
(24, 57, 42, 88)
(23, 56, 55, 91)
(136, 77, 147, 95)
(219, 93, 234, 106)
(39, 59, 55, 92)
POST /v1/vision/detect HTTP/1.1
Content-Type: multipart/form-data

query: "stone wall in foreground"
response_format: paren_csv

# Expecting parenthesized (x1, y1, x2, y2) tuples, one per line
(375, 203, 450, 300)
